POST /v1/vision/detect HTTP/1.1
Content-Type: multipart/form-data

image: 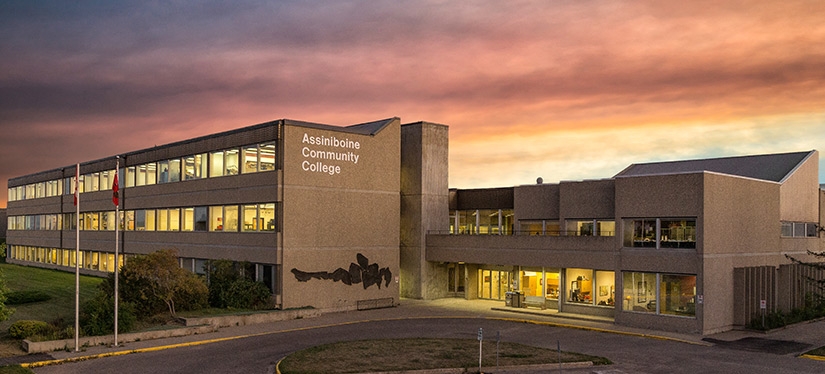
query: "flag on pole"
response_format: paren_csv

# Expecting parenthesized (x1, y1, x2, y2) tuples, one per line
(73, 166, 79, 206)
(112, 173, 119, 206)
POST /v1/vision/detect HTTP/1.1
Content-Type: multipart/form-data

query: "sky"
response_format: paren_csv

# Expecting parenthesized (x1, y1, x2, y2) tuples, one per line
(2, 0, 825, 208)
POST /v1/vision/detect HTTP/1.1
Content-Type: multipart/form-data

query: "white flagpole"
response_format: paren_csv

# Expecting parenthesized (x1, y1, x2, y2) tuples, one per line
(114, 157, 120, 346)
(74, 163, 80, 352)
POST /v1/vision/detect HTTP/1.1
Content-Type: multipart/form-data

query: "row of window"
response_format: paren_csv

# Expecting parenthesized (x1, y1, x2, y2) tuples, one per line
(451, 209, 515, 235)
(7, 203, 277, 233)
(622, 272, 696, 316)
(7, 143, 277, 202)
(7, 245, 279, 294)
(482, 266, 696, 316)
(518, 219, 616, 237)
(781, 221, 818, 238)
(9, 245, 125, 273)
(623, 218, 697, 249)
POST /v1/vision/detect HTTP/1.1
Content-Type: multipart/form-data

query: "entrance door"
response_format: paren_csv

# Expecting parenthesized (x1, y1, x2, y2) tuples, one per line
(447, 263, 466, 295)
(478, 269, 512, 300)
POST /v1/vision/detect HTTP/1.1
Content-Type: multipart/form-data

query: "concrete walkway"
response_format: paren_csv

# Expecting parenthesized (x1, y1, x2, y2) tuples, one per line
(10, 298, 825, 370)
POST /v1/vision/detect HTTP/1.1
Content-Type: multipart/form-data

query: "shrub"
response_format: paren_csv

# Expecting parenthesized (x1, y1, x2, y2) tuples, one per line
(225, 278, 273, 310)
(173, 273, 209, 312)
(8, 320, 50, 339)
(80, 291, 137, 336)
(6, 290, 51, 305)
(206, 260, 272, 309)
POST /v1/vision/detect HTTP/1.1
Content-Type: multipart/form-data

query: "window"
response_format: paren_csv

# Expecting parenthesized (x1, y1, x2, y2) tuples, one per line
(156, 208, 180, 231)
(125, 166, 136, 187)
(210, 151, 225, 177)
(660, 274, 696, 316)
(225, 149, 239, 175)
(156, 160, 181, 184)
(568, 220, 594, 236)
(194, 207, 208, 231)
(135, 210, 156, 231)
(182, 208, 195, 231)
(625, 218, 695, 249)
(241, 203, 277, 232)
(659, 220, 696, 248)
(242, 205, 259, 232)
(101, 211, 115, 231)
(184, 154, 207, 180)
(259, 143, 276, 171)
(124, 210, 135, 231)
(566, 268, 593, 304)
(158, 160, 170, 183)
(224, 205, 239, 231)
(210, 206, 224, 231)
(100, 170, 114, 191)
(518, 220, 544, 236)
(261, 203, 276, 231)
(169, 159, 181, 182)
(622, 272, 696, 317)
(243, 146, 259, 173)
(781, 222, 818, 238)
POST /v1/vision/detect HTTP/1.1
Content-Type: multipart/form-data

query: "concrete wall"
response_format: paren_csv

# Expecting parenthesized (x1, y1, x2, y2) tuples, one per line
(514, 184, 560, 221)
(400, 122, 450, 300)
(780, 151, 819, 222)
(559, 179, 615, 221)
(280, 119, 401, 310)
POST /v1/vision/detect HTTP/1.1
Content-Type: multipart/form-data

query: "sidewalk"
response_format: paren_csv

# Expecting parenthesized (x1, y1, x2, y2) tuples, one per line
(12, 298, 825, 369)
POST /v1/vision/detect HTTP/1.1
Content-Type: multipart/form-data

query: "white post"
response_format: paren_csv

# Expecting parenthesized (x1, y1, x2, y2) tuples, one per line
(74, 163, 80, 352)
(478, 328, 483, 371)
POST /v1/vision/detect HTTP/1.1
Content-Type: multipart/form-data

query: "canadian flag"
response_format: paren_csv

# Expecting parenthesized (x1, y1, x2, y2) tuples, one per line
(112, 174, 119, 206)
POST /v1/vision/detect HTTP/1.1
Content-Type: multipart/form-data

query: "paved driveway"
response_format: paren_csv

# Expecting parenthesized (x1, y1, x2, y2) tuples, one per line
(25, 299, 825, 373)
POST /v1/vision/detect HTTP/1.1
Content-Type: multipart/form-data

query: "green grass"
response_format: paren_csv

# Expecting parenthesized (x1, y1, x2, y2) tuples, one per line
(278, 338, 611, 373)
(0, 263, 104, 334)
(0, 365, 34, 374)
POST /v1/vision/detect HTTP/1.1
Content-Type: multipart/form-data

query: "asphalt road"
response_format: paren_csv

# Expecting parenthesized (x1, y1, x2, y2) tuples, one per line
(31, 316, 825, 374)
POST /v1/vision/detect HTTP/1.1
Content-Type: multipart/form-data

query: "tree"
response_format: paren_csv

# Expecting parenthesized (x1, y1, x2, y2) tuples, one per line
(0, 269, 14, 323)
(785, 250, 825, 308)
(120, 249, 207, 318)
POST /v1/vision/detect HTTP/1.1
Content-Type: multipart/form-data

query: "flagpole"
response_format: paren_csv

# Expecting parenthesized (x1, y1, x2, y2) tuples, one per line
(114, 157, 120, 346)
(74, 163, 80, 352)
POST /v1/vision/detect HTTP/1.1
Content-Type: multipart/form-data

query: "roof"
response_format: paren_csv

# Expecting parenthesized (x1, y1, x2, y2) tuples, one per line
(614, 150, 816, 183)
(285, 117, 398, 136)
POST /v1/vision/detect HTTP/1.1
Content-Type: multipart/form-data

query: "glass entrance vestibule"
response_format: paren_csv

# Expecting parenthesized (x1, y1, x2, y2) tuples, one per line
(477, 266, 616, 313)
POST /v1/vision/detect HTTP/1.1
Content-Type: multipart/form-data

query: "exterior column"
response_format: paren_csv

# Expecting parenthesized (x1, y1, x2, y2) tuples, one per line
(400, 122, 449, 299)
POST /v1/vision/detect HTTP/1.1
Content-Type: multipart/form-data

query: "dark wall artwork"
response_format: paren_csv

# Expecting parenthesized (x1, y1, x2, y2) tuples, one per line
(291, 253, 392, 289)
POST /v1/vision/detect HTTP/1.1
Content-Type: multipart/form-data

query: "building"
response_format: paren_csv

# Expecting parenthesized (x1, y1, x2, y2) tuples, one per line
(6, 117, 825, 334)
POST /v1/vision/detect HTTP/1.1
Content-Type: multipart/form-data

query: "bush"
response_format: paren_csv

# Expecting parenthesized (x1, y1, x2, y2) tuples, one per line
(80, 291, 137, 336)
(8, 320, 50, 339)
(173, 273, 209, 312)
(206, 260, 272, 310)
(6, 290, 51, 305)
(117, 249, 209, 318)
(225, 278, 273, 310)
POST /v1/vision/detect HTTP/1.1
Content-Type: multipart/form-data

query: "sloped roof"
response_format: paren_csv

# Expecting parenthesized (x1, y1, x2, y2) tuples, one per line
(614, 150, 815, 183)
(285, 117, 398, 136)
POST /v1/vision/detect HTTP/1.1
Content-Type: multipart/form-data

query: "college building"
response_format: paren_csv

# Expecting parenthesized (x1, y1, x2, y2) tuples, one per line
(6, 117, 825, 334)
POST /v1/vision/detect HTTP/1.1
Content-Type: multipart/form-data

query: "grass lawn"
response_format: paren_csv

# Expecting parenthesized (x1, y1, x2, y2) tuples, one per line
(0, 263, 104, 356)
(278, 338, 611, 374)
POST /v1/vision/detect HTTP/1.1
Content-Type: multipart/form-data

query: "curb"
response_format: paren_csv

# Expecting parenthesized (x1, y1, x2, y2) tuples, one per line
(21, 314, 708, 368)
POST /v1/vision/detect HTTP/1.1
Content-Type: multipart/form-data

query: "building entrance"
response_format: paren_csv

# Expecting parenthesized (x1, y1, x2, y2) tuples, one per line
(478, 269, 512, 300)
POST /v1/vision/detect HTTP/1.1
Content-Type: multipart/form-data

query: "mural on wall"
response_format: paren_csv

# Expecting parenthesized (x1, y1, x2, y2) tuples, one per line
(291, 253, 392, 289)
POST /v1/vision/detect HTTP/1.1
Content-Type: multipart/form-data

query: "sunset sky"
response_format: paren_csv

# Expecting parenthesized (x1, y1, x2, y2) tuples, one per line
(2, 1, 825, 208)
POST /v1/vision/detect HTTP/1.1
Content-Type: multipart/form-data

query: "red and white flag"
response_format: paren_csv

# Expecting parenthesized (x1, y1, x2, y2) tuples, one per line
(73, 164, 79, 206)
(112, 173, 119, 206)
